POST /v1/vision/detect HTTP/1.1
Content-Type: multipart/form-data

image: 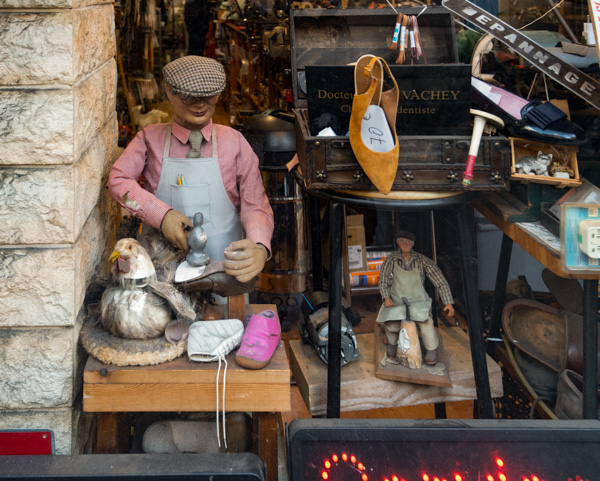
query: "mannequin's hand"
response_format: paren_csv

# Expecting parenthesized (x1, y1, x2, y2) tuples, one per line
(160, 209, 193, 251)
(223, 239, 268, 283)
(384, 297, 395, 308)
(443, 303, 455, 318)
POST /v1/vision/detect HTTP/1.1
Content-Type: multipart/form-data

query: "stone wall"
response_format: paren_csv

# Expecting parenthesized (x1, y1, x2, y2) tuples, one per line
(0, 0, 119, 454)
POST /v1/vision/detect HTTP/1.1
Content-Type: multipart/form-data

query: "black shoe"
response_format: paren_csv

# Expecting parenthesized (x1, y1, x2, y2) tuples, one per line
(424, 348, 438, 365)
(471, 76, 585, 145)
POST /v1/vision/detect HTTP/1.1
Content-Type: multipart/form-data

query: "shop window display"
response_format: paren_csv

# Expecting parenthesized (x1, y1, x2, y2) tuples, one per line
(13, 0, 596, 474)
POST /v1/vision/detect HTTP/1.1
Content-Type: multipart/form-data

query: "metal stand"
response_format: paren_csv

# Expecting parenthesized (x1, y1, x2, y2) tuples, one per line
(306, 189, 494, 418)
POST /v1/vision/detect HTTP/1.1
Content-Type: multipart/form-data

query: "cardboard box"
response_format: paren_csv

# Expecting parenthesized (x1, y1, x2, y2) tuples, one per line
(347, 214, 367, 272)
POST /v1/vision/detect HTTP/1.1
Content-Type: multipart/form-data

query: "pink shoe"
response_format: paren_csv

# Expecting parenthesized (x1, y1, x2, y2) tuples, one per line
(235, 309, 281, 370)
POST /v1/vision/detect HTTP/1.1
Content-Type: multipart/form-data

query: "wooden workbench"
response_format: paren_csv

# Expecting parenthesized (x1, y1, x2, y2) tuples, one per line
(83, 305, 290, 481)
(289, 327, 503, 416)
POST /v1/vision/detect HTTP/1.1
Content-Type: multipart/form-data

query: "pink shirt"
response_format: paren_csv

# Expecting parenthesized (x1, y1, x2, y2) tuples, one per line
(107, 120, 274, 252)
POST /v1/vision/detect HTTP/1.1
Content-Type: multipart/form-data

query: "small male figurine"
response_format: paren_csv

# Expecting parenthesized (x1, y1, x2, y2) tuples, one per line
(376, 230, 454, 368)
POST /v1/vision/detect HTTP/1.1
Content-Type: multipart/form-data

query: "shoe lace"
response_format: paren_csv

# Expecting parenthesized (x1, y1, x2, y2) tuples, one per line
(215, 353, 228, 449)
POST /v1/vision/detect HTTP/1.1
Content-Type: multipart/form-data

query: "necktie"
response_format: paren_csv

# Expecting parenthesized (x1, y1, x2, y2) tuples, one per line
(188, 131, 203, 158)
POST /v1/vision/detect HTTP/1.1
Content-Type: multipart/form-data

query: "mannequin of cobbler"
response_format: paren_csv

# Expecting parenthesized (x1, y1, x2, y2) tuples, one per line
(107, 56, 274, 284)
(376, 231, 454, 368)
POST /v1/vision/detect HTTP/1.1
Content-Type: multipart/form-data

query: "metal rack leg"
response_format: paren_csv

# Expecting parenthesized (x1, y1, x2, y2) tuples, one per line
(456, 204, 494, 418)
(489, 233, 513, 338)
(309, 194, 323, 292)
(327, 201, 343, 418)
(582, 279, 599, 419)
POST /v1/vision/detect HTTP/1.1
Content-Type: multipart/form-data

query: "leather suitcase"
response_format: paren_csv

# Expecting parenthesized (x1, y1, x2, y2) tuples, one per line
(290, 7, 511, 192)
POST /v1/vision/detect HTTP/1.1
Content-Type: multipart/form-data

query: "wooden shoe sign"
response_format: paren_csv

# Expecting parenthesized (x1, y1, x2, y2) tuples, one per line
(442, 0, 600, 111)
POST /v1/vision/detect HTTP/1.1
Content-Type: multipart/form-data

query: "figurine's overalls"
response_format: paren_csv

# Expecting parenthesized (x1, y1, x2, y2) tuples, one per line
(375, 260, 439, 352)
(153, 126, 243, 261)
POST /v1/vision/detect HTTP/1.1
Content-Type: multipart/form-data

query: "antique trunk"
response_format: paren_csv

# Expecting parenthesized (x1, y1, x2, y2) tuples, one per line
(290, 7, 511, 191)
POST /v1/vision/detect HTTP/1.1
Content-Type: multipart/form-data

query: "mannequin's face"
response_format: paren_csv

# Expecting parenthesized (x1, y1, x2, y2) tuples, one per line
(397, 237, 414, 256)
(167, 85, 220, 130)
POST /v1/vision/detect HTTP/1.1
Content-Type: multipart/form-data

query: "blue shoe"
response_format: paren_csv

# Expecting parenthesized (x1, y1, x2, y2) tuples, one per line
(471, 77, 585, 145)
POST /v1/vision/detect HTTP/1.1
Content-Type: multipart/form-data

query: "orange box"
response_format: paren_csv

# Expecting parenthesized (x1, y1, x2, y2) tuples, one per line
(349, 271, 380, 287)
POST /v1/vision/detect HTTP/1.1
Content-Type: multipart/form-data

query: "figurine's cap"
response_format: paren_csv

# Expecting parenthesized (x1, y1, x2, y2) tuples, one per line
(395, 230, 416, 242)
(163, 56, 226, 97)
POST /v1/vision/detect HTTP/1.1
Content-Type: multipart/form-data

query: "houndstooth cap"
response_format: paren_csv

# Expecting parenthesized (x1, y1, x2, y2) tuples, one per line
(163, 56, 226, 97)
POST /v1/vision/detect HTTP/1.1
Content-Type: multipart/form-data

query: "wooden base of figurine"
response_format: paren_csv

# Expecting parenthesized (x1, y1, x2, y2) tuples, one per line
(374, 324, 452, 388)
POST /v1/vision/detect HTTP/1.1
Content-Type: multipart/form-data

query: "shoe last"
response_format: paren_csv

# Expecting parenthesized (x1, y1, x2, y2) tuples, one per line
(235, 309, 281, 370)
(349, 56, 399, 195)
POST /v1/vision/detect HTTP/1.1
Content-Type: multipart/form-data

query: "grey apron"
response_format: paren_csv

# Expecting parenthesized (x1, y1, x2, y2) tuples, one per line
(376, 261, 432, 323)
(154, 126, 243, 261)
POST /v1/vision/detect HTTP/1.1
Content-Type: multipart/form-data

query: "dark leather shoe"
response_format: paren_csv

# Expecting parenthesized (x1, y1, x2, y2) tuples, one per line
(555, 369, 600, 420)
(471, 76, 585, 145)
(424, 348, 438, 365)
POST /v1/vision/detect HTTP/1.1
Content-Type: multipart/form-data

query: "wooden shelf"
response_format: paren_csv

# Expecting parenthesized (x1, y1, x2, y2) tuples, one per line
(471, 192, 600, 280)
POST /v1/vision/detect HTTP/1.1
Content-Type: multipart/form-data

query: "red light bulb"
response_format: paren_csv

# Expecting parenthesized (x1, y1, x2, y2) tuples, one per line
(496, 458, 505, 468)
(332, 454, 339, 463)
(487, 475, 494, 481)
(342, 453, 348, 462)
(499, 474, 507, 481)
(324, 460, 331, 469)
(350, 455, 357, 464)
(454, 474, 463, 481)
(358, 462, 365, 471)
(392, 476, 399, 481)
(423, 474, 430, 481)
(361, 474, 368, 481)
(434, 477, 440, 481)
(321, 471, 329, 480)
(532, 477, 539, 481)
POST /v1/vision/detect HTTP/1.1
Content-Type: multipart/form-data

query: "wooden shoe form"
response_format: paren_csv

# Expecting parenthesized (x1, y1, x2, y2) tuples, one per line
(349, 56, 399, 194)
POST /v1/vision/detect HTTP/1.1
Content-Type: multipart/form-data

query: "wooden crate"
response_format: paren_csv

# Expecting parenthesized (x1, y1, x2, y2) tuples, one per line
(294, 108, 511, 191)
(510, 137, 581, 189)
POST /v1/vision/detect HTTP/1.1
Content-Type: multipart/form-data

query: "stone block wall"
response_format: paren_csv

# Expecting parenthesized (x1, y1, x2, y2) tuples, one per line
(0, 0, 119, 454)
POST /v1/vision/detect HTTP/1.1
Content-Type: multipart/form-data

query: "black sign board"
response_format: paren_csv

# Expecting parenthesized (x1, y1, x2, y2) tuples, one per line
(306, 64, 472, 137)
